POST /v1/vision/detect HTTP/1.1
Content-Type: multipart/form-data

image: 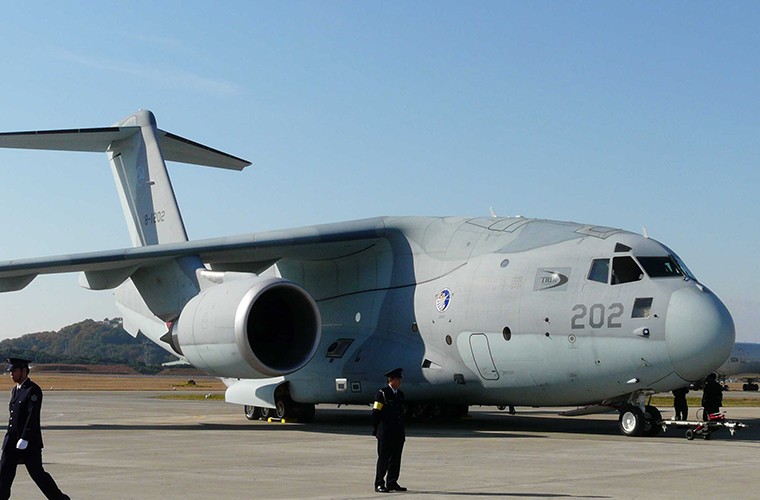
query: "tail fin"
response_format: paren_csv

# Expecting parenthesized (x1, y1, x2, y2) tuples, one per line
(0, 109, 249, 247)
(0, 109, 250, 321)
(109, 110, 189, 246)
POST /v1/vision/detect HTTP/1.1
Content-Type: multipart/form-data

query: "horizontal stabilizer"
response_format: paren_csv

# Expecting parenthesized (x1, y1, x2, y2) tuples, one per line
(158, 130, 250, 170)
(0, 127, 250, 170)
(0, 127, 137, 152)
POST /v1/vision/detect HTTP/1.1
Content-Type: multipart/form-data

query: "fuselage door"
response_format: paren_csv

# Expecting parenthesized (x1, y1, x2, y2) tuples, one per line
(469, 333, 499, 380)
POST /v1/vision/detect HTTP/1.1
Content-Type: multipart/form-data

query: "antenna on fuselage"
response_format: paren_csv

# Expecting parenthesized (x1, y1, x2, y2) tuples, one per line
(489, 207, 498, 218)
(642, 226, 649, 239)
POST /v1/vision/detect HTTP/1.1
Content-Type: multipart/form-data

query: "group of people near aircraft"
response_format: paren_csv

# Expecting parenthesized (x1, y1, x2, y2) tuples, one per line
(671, 372, 724, 422)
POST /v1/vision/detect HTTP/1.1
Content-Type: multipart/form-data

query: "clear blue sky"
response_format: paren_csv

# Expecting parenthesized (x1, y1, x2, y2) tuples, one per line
(0, 1, 758, 341)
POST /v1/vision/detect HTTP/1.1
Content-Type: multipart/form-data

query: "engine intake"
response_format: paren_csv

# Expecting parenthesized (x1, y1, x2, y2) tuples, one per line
(174, 276, 321, 378)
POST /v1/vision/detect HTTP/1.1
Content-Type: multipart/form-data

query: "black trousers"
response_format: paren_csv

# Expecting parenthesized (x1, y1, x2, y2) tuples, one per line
(375, 437, 404, 487)
(674, 400, 688, 420)
(0, 443, 66, 500)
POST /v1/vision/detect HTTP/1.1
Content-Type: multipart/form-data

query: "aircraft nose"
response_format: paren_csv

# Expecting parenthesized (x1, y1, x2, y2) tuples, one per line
(665, 285, 735, 381)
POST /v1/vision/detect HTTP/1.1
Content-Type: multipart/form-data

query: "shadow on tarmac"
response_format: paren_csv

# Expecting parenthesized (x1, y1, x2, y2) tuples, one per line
(42, 405, 760, 441)
(412, 492, 609, 498)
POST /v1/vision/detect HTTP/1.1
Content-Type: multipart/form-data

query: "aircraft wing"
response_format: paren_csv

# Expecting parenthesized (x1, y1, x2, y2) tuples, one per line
(0, 217, 388, 292)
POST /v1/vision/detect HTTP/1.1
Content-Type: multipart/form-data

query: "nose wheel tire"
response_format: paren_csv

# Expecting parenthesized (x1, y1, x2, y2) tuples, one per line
(643, 405, 662, 437)
(619, 406, 645, 436)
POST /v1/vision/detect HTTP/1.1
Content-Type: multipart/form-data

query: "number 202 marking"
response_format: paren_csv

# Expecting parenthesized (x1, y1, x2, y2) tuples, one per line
(571, 303, 624, 329)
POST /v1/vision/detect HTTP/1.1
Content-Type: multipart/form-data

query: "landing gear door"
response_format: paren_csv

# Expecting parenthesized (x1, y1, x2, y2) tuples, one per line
(469, 333, 499, 380)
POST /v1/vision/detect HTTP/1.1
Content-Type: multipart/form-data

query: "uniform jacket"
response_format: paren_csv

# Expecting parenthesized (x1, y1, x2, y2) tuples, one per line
(672, 387, 689, 399)
(701, 380, 723, 408)
(372, 385, 405, 442)
(2, 378, 44, 451)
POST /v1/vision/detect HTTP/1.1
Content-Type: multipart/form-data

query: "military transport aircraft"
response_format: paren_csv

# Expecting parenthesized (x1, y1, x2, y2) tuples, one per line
(717, 342, 760, 391)
(0, 110, 735, 436)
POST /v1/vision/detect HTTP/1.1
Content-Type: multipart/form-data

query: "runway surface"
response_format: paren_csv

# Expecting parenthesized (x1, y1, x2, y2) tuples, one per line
(7, 391, 760, 499)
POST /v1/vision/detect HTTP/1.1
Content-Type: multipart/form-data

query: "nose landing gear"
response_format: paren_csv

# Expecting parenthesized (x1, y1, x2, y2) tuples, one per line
(618, 404, 662, 437)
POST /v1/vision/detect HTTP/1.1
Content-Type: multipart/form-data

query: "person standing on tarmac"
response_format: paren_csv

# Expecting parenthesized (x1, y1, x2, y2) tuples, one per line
(701, 373, 723, 421)
(0, 358, 69, 500)
(372, 368, 407, 493)
(672, 386, 689, 421)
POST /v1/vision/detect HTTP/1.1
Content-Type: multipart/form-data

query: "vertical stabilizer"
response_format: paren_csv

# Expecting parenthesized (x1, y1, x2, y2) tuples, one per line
(108, 110, 188, 246)
(0, 109, 250, 322)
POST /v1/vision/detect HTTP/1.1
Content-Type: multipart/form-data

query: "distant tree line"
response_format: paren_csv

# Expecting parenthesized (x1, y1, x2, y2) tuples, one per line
(0, 318, 176, 374)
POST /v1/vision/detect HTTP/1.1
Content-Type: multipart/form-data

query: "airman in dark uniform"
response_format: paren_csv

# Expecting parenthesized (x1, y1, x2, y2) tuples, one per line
(672, 386, 689, 421)
(701, 372, 723, 421)
(0, 358, 69, 500)
(372, 368, 406, 493)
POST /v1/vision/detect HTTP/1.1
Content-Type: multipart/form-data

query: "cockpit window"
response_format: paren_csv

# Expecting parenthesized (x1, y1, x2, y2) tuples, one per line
(637, 256, 685, 278)
(588, 259, 610, 283)
(657, 244, 698, 280)
(588, 257, 645, 285)
(611, 256, 644, 285)
(671, 252, 696, 280)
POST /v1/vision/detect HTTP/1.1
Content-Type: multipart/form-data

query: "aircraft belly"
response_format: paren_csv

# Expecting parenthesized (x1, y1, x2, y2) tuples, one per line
(456, 330, 673, 405)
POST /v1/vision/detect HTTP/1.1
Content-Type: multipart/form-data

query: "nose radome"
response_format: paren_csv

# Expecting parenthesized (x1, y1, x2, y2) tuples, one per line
(666, 286, 735, 381)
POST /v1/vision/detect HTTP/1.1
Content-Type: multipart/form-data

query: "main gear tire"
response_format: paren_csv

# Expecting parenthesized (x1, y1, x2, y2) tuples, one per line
(244, 405, 261, 421)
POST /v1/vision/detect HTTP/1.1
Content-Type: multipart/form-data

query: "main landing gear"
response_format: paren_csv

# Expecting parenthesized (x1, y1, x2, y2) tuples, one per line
(243, 401, 315, 421)
(618, 404, 662, 437)
(243, 384, 316, 422)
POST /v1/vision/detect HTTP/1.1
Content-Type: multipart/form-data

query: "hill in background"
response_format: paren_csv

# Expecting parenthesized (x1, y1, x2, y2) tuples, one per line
(0, 318, 176, 374)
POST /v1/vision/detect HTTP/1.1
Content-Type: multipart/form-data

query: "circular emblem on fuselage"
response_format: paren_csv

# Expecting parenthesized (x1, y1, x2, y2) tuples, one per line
(436, 288, 452, 312)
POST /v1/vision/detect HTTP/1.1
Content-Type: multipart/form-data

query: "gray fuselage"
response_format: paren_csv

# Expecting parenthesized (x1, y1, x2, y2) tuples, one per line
(280, 216, 735, 408)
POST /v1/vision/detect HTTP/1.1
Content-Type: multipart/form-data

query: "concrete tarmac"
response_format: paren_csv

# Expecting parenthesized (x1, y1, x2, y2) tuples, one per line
(7, 391, 760, 499)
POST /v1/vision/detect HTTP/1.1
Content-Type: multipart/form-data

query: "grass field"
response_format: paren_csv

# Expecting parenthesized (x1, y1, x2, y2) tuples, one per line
(17, 373, 226, 392)
(650, 396, 760, 408)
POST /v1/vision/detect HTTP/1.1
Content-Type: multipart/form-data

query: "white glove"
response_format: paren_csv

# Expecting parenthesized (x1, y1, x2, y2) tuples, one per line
(16, 439, 28, 450)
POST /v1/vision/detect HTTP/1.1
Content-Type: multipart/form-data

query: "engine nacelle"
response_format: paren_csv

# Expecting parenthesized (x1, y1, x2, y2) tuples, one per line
(174, 276, 321, 378)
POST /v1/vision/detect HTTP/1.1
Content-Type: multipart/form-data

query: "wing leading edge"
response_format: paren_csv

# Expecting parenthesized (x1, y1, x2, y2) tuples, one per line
(0, 218, 387, 292)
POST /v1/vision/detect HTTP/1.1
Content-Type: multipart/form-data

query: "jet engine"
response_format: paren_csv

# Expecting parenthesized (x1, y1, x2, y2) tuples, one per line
(171, 276, 321, 379)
